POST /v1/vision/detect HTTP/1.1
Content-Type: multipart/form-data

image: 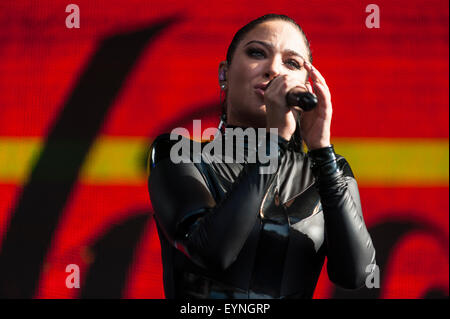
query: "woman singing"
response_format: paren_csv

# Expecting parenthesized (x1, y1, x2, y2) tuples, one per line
(147, 13, 376, 299)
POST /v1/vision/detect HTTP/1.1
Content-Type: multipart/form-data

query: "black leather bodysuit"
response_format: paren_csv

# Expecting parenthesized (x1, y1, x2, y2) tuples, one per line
(147, 125, 376, 299)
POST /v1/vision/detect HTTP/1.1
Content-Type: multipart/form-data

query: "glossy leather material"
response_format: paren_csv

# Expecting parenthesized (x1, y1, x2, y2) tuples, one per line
(148, 126, 376, 299)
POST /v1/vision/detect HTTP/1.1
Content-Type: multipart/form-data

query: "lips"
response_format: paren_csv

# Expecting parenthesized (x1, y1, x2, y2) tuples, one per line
(255, 88, 265, 97)
(254, 83, 269, 97)
(254, 83, 269, 91)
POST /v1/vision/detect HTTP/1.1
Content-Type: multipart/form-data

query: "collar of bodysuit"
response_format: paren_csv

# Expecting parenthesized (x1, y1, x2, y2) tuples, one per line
(221, 123, 290, 152)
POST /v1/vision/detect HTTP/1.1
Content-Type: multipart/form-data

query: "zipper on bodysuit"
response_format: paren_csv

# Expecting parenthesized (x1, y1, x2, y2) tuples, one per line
(259, 163, 281, 219)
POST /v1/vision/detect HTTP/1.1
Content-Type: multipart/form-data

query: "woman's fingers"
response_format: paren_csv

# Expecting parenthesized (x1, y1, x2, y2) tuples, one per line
(304, 62, 326, 85)
(303, 63, 331, 103)
(305, 80, 313, 94)
(312, 82, 331, 102)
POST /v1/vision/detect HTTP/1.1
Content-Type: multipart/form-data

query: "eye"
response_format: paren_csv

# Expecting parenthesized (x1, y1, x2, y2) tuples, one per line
(285, 59, 301, 70)
(246, 48, 265, 58)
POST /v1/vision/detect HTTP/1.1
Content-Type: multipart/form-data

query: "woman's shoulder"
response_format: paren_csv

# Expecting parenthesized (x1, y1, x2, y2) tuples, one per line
(335, 154, 355, 178)
(147, 132, 202, 173)
(148, 133, 174, 171)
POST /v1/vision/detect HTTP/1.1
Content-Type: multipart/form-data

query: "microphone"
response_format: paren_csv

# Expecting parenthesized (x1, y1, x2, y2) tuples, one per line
(265, 78, 318, 111)
(286, 89, 318, 111)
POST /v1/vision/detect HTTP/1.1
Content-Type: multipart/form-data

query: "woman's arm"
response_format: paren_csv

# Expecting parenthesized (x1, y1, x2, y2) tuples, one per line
(308, 145, 376, 289)
(148, 133, 287, 271)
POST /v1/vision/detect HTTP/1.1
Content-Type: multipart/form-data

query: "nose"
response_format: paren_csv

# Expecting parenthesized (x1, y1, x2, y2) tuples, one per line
(264, 55, 283, 80)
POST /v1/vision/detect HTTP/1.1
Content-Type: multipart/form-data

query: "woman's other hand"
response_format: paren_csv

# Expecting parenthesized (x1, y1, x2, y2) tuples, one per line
(301, 62, 332, 151)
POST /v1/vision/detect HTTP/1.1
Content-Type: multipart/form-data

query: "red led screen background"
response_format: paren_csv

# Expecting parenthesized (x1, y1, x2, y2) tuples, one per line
(0, 0, 448, 298)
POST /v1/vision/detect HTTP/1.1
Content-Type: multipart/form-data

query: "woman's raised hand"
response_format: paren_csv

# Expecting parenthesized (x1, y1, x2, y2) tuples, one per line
(300, 62, 332, 151)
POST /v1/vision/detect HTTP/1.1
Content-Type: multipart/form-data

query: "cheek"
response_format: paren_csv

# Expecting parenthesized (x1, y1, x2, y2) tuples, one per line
(233, 57, 260, 77)
(229, 70, 251, 93)
(227, 60, 262, 102)
(233, 65, 253, 82)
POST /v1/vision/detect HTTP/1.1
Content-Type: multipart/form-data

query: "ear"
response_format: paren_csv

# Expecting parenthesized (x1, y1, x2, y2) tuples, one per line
(218, 61, 228, 83)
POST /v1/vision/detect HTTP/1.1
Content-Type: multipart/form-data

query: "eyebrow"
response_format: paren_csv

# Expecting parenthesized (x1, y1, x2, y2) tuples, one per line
(244, 40, 306, 61)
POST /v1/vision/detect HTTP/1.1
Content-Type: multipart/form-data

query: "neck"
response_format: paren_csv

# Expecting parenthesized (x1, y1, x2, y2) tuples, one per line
(226, 110, 267, 130)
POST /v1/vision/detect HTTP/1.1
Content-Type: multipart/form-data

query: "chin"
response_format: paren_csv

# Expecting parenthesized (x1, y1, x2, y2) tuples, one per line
(253, 103, 266, 113)
(256, 104, 267, 117)
(258, 103, 266, 110)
